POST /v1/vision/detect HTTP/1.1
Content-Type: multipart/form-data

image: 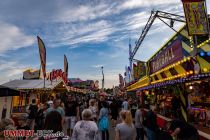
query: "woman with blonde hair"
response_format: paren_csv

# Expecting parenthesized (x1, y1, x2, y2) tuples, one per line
(89, 99, 97, 121)
(115, 110, 136, 140)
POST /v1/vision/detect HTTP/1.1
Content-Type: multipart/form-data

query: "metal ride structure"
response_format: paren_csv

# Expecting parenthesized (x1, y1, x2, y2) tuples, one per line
(129, 10, 186, 71)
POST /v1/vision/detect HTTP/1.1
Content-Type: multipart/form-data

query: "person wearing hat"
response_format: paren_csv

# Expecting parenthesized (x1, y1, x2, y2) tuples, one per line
(17, 115, 30, 130)
(0, 118, 16, 139)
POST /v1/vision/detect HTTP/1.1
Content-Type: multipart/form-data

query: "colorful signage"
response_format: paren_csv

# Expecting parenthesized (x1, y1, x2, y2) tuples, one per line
(133, 63, 138, 80)
(23, 69, 40, 79)
(50, 69, 68, 83)
(149, 40, 183, 74)
(137, 61, 146, 79)
(182, 0, 209, 35)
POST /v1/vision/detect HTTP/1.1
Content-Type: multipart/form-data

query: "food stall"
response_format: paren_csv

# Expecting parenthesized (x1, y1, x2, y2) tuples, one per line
(1, 79, 69, 113)
(126, 23, 210, 139)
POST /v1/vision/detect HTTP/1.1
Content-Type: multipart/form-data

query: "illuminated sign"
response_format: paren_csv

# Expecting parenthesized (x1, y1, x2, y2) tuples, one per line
(50, 69, 68, 83)
(182, 0, 209, 35)
(149, 40, 183, 74)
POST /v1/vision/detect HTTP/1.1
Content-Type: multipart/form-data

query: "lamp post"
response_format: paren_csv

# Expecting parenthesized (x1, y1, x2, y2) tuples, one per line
(101, 66, 104, 90)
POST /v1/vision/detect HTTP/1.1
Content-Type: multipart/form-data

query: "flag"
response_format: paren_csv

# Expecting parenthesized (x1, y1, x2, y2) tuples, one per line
(37, 36, 46, 78)
(64, 54, 68, 78)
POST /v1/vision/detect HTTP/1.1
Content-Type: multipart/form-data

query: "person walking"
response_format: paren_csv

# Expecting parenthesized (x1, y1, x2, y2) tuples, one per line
(144, 105, 158, 140)
(64, 95, 80, 137)
(17, 115, 30, 140)
(122, 98, 129, 110)
(99, 101, 109, 140)
(110, 99, 118, 127)
(135, 105, 144, 140)
(27, 99, 38, 130)
(72, 109, 100, 140)
(35, 103, 49, 130)
(46, 98, 65, 124)
(89, 99, 98, 122)
(33, 111, 69, 140)
(115, 110, 136, 140)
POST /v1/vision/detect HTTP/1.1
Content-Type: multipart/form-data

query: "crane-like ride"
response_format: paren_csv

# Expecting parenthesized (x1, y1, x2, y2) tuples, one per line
(129, 10, 186, 72)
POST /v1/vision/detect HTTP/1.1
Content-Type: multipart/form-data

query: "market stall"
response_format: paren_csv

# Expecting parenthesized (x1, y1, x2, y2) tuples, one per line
(1, 79, 68, 113)
(126, 22, 210, 139)
(0, 85, 25, 119)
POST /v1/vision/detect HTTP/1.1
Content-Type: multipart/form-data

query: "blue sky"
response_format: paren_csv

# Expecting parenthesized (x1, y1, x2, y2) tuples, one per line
(0, 0, 209, 88)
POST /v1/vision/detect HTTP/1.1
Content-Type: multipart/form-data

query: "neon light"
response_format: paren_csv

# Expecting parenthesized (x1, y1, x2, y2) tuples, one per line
(200, 52, 205, 57)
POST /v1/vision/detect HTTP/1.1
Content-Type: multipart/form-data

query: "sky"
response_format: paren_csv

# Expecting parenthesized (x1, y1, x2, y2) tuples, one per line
(0, 0, 209, 88)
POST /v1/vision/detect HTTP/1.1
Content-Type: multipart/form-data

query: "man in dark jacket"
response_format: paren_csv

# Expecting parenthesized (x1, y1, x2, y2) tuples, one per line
(144, 105, 158, 140)
(169, 119, 199, 140)
(27, 99, 38, 129)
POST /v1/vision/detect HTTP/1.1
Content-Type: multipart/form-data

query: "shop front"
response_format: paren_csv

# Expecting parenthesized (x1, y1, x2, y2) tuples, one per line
(126, 24, 210, 139)
(1, 79, 68, 114)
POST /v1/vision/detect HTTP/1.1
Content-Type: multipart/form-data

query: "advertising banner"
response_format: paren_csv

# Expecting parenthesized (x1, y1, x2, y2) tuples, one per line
(182, 0, 209, 35)
(37, 36, 46, 78)
(133, 63, 138, 80)
(149, 40, 183, 74)
(23, 69, 40, 79)
(137, 61, 146, 79)
(64, 54, 68, 78)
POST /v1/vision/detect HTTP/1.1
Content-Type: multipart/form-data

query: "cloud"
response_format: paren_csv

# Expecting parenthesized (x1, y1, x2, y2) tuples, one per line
(119, 0, 180, 10)
(0, 22, 35, 54)
(0, 60, 28, 84)
(54, 3, 113, 23)
(46, 20, 115, 47)
(77, 69, 122, 88)
(91, 65, 104, 68)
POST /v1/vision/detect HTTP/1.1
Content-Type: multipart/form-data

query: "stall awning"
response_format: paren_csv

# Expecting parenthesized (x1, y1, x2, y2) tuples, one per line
(0, 85, 24, 97)
(1, 79, 65, 91)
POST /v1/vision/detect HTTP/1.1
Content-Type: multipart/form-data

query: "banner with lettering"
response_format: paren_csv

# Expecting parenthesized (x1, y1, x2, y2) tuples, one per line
(182, 0, 209, 35)
(149, 39, 184, 74)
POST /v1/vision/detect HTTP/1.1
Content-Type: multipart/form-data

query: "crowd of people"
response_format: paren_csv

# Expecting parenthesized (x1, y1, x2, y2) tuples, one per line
(0, 93, 200, 140)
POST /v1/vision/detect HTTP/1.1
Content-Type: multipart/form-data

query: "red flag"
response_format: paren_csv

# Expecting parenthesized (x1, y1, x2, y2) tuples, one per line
(64, 54, 68, 78)
(37, 36, 46, 78)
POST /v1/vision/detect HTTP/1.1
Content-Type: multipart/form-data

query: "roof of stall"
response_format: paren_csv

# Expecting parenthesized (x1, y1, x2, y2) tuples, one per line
(1, 79, 66, 90)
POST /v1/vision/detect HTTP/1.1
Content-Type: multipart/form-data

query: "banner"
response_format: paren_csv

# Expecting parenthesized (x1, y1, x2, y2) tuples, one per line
(137, 61, 146, 79)
(182, 0, 209, 35)
(64, 54, 68, 78)
(37, 36, 46, 78)
(133, 63, 138, 80)
(149, 39, 183, 74)
(119, 74, 124, 88)
(23, 69, 40, 79)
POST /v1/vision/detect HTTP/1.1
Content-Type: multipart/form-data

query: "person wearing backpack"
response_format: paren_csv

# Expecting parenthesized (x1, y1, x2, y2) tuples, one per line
(27, 99, 38, 129)
(98, 101, 109, 140)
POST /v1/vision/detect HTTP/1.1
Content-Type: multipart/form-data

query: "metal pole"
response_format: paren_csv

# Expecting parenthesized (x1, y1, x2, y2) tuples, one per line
(192, 35, 198, 56)
(101, 66, 104, 90)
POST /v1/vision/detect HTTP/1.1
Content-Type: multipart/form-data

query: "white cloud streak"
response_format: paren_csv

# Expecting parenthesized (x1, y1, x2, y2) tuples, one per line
(0, 22, 35, 54)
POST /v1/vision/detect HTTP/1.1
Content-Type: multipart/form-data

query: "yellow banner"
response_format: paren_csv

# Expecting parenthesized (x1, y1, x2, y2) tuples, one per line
(183, 1, 209, 35)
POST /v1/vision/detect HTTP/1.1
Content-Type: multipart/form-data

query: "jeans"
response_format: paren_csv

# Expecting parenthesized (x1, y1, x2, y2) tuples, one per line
(146, 128, 156, 140)
(136, 128, 144, 140)
(102, 130, 109, 140)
